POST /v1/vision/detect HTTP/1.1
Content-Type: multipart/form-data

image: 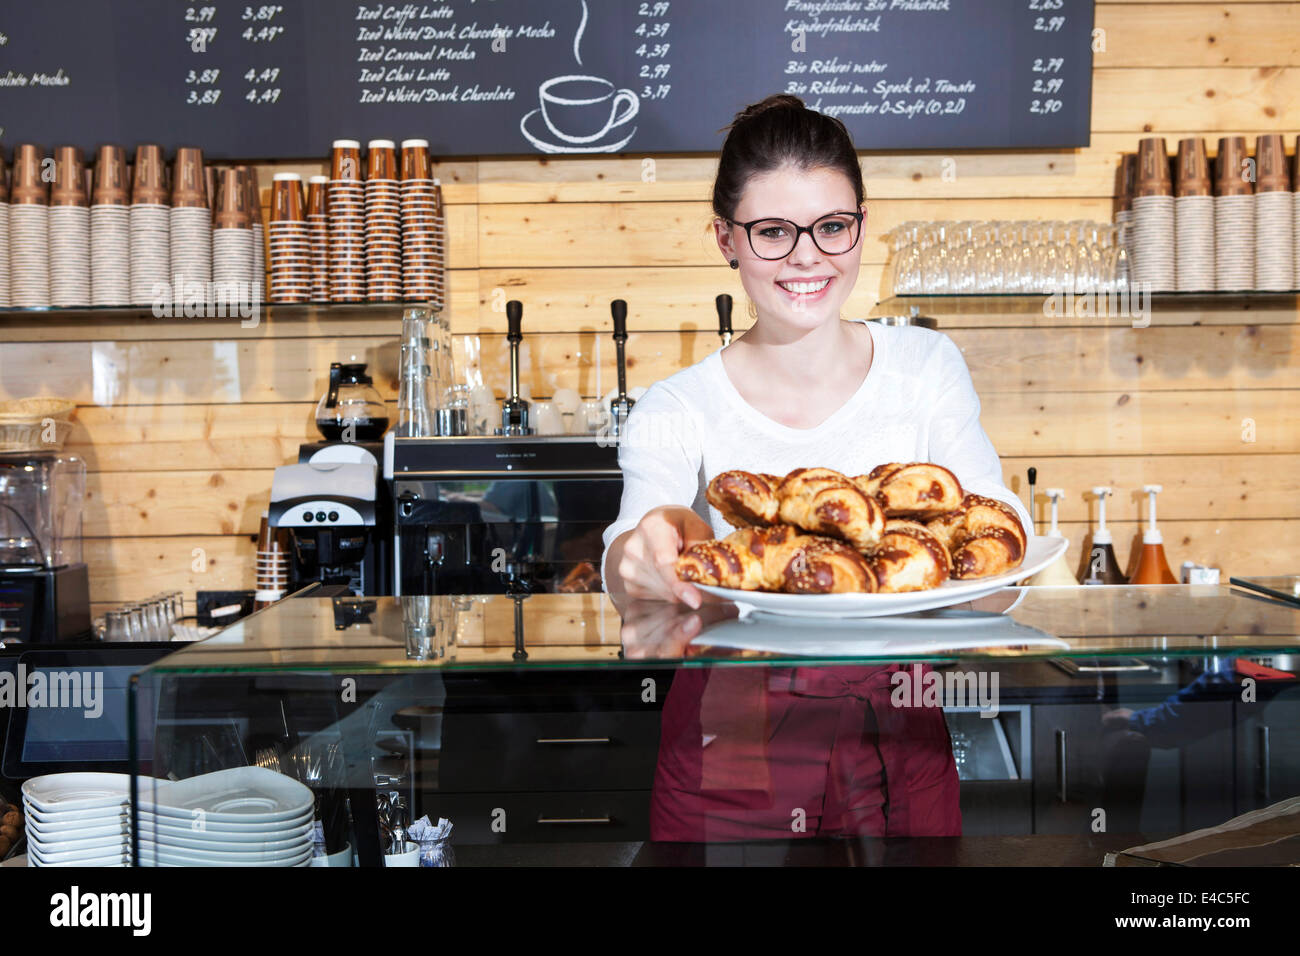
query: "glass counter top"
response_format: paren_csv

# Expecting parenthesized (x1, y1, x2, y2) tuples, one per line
(136, 584, 1300, 675)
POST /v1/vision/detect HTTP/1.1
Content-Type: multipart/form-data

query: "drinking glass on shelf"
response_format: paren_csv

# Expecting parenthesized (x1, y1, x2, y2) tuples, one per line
(919, 223, 952, 294)
(891, 235, 925, 296)
(104, 610, 131, 642)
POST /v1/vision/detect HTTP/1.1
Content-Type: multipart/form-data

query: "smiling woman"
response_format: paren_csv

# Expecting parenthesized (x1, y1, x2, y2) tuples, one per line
(601, 93, 1030, 607)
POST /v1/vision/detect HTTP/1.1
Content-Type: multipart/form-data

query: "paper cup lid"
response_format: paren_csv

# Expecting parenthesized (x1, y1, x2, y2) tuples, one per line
(332, 139, 361, 149)
(273, 172, 303, 181)
(368, 139, 396, 149)
(309, 175, 328, 183)
(401, 139, 430, 149)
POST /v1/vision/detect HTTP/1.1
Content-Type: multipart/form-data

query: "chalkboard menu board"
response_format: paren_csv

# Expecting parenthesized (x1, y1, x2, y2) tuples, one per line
(0, 0, 1094, 159)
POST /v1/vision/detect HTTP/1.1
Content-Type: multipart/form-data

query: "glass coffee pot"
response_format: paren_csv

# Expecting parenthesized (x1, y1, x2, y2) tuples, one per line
(315, 362, 389, 441)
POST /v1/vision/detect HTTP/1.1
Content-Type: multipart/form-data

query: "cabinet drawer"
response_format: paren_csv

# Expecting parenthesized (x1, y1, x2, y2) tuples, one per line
(437, 710, 663, 792)
(420, 790, 651, 843)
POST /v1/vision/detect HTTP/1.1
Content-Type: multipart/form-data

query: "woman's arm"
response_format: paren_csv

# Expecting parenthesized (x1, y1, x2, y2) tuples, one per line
(601, 385, 713, 604)
(926, 335, 1034, 532)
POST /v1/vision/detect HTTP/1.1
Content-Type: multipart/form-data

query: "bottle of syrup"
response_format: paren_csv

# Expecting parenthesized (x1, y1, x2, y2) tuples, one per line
(1080, 486, 1128, 585)
(1027, 488, 1079, 585)
(1131, 484, 1178, 584)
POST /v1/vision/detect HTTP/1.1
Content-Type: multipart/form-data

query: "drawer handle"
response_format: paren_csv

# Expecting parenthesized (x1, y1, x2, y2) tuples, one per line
(537, 815, 613, 825)
(535, 737, 611, 745)
(1055, 729, 1068, 803)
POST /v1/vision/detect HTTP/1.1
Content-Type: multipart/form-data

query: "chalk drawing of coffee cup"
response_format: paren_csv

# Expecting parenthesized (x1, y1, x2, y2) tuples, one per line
(539, 75, 639, 144)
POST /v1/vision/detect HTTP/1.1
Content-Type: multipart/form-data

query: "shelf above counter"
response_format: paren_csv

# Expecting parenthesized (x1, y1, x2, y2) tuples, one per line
(873, 291, 1300, 326)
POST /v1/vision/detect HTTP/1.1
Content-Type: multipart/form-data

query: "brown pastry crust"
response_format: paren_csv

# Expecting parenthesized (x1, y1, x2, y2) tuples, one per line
(776, 467, 885, 550)
(706, 470, 781, 528)
(865, 520, 953, 592)
(778, 536, 878, 594)
(926, 494, 1027, 578)
(854, 462, 963, 518)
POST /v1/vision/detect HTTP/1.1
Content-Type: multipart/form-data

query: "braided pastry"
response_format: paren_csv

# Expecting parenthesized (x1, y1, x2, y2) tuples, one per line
(865, 520, 953, 592)
(676, 524, 877, 594)
(925, 494, 1027, 579)
(776, 467, 885, 551)
(705, 470, 781, 528)
(853, 462, 963, 518)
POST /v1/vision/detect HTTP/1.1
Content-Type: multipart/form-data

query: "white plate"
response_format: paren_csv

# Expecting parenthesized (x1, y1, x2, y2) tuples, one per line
(28, 842, 130, 865)
(137, 825, 313, 852)
(138, 766, 313, 823)
(29, 832, 130, 853)
(137, 845, 311, 867)
(22, 772, 132, 812)
(693, 535, 1068, 618)
(25, 818, 129, 840)
(138, 833, 311, 857)
(137, 810, 312, 836)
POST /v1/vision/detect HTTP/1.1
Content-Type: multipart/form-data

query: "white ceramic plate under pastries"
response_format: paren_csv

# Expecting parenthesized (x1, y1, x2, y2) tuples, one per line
(694, 535, 1068, 619)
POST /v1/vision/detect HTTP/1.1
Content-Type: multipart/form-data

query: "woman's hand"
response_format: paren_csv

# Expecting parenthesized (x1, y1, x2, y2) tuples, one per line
(608, 505, 717, 608)
(619, 598, 739, 658)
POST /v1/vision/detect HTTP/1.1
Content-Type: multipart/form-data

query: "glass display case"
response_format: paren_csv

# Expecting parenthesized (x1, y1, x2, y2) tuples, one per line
(127, 584, 1300, 867)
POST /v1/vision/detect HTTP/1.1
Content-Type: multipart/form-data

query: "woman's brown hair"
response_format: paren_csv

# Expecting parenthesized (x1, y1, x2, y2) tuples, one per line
(711, 94, 865, 222)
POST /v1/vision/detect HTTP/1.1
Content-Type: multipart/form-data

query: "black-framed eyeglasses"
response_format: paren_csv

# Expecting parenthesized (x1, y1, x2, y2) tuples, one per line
(727, 210, 865, 260)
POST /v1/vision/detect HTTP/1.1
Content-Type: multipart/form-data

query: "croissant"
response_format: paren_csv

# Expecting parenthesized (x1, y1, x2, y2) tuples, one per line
(675, 536, 766, 590)
(706, 470, 781, 528)
(776, 467, 885, 551)
(853, 462, 963, 518)
(926, 494, 1027, 578)
(866, 520, 953, 592)
(782, 537, 878, 594)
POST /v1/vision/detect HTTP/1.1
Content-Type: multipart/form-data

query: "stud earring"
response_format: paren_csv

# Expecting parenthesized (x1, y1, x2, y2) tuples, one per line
(729, 259, 739, 269)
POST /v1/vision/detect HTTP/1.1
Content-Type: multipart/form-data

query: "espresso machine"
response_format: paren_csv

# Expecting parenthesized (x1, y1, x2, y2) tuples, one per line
(266, 362, 394, 597)
(0, 453, 91, 642)
(386, 301, 625, 595)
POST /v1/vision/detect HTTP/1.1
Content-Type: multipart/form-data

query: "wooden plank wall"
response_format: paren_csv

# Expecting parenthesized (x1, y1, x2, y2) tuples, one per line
(1, 1, 1297, 611)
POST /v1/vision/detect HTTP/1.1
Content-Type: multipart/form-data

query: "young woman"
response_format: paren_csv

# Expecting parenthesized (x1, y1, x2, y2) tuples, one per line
(602, 93, 1030, 604)
(601, 94, 1032, 842)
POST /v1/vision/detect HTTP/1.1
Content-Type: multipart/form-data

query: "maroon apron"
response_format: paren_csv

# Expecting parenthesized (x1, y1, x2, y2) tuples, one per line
(650, 664, 961, 841)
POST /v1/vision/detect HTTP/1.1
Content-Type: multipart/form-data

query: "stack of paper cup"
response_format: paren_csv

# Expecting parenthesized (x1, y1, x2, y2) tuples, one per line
(90, 145, 131, 306)
(400, 140, 446, 307)
(253, 514, 290, 610)
(0, 155, 10, 307)
(268, 173, 311, 302)
(129, 144, 171, 306)
(10, 145, 51, 308)
(1213, 136, 1254, 290)
(327, 140, 366, 301)
(49, 146, 92, 307)
(169, 147, 211, 304)
(1130, 138, 1175, 291)
(1253, 134, 1294, 291)
(307, 175, 329, 301)
(1174, 138, 1214, 292)
(236, 167, 265, 297)
(365, 140, 402, 302)
(1113, 153, 1136, 276)
(212, 167, 256, 299)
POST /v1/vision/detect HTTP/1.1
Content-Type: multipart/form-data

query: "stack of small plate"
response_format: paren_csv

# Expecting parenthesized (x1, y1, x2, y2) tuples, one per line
(22, 772, 131, 867)
(136, 767, 314, 867)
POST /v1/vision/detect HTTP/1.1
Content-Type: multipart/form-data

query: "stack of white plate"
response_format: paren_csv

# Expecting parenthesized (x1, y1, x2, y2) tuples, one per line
(21, 772, 131, 867)
(1174, 195, 1214, 291)
(136, 766, 314, 867)
(1255, 190, 1294, 290)
(1214, 194, 1254, 291)
(1130, 194, 1175, 291)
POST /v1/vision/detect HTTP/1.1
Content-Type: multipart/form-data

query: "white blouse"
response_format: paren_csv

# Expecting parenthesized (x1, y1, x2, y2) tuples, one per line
(600, 320, 1032, 582)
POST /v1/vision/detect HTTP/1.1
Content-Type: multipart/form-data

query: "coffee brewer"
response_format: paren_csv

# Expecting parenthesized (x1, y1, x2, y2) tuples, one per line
(0, 453, 91, 641)
(266, 362, 394, 597)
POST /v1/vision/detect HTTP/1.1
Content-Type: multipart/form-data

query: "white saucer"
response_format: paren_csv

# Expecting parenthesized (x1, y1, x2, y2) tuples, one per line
(519, 108, 637, 154)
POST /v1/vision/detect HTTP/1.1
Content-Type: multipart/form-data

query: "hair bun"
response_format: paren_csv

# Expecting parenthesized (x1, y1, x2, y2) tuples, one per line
(730, 94, 806, 128)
